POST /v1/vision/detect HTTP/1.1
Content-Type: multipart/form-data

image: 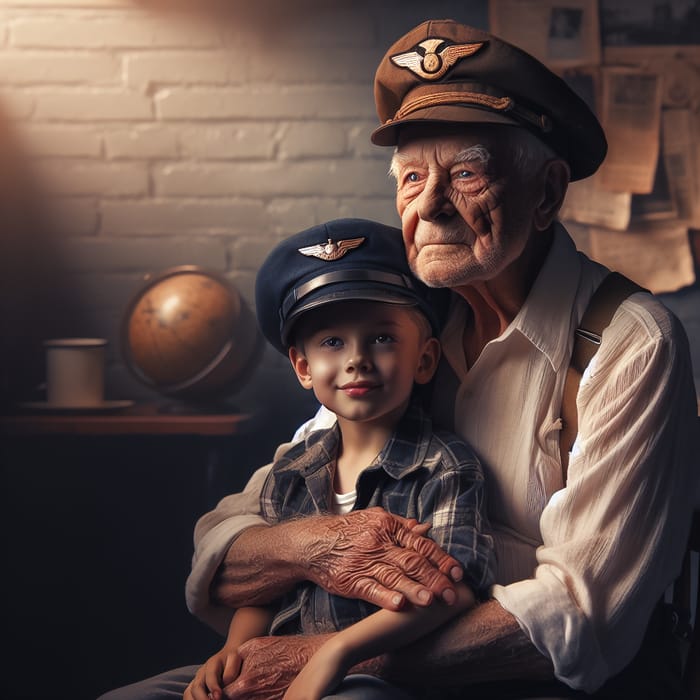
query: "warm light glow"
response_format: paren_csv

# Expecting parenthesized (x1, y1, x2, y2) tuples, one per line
(159, 294, 181, 322)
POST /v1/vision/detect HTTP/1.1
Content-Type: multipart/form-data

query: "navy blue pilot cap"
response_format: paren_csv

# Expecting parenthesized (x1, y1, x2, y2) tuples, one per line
(255, 218, 452, 355)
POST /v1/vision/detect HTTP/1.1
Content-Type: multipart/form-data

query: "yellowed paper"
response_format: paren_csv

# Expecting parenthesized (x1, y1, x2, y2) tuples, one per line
(598, 67, 663, 194)
(561, 175, 631, 230)
(629, 156, 677, 223)
(589, 225, 695, 293)
(489, 0, 601, 69)
(662, 109, 700, 225)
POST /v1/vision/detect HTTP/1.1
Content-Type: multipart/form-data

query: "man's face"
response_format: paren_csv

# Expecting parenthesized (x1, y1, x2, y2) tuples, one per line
(392, 124, 543, 290)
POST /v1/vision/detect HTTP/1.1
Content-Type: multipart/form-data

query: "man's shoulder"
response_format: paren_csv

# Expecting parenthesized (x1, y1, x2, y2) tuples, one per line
(570, 239, 681, 345)
(611, 290, 686, 348)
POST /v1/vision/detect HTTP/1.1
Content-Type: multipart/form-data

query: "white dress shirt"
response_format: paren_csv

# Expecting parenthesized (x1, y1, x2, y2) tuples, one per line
(185, 224, 698, 692)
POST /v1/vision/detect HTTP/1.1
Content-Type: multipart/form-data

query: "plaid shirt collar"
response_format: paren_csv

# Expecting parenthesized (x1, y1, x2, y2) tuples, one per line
(277, 398, 433, 482)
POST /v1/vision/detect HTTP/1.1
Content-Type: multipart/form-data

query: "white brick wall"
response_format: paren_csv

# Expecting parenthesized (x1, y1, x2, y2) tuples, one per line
(0, 0, 488, 407)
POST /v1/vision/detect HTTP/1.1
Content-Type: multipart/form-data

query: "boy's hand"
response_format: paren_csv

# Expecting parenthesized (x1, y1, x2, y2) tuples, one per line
(185, 647, 242, 700)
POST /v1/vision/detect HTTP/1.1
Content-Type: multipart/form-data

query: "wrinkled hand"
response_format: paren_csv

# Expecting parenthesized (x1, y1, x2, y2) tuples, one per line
(301, 507, 462, 610)
(223, 635, 328, 700)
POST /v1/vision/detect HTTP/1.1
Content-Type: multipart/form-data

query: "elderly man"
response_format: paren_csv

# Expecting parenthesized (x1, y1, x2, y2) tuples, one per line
(100, 19, 697, 700)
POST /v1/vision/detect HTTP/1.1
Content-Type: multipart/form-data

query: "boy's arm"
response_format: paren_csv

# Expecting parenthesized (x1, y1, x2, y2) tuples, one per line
(185, 606, 274, 700)
(283, 581, 475, 700)
(225, 606, 276, 649)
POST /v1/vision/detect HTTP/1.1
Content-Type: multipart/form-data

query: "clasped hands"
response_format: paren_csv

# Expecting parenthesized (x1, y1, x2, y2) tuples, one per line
(186, 507, 462, 700)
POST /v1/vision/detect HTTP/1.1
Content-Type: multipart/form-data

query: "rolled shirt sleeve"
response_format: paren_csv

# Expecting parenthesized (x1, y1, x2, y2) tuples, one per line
(185, 463, 271, 634)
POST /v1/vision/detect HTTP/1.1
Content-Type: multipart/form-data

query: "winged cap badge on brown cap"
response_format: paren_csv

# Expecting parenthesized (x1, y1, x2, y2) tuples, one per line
(298, 237, 366, 261)
(390, 38, 485, 81)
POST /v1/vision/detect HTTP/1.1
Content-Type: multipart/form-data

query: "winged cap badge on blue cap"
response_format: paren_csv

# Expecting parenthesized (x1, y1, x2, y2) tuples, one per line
(298, 237, 366, 261)
(391, 38, 485, 80)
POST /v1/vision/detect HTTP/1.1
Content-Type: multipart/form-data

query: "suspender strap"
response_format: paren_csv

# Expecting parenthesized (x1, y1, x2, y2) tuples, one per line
(559, 271, 647, 480)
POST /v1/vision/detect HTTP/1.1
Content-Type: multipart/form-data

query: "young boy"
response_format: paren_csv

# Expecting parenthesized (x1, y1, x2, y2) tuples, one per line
(186, 219, 494, 700)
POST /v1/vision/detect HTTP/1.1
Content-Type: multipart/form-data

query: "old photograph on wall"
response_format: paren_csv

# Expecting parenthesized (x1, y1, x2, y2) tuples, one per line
(489, 0, 601, 69)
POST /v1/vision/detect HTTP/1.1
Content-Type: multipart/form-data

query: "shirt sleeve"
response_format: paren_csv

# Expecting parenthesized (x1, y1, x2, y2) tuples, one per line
(185, 405, 336, 634)
(418, 434, 496, 597)
(185, 463, 271, 634)
(492, 295, 698, 692)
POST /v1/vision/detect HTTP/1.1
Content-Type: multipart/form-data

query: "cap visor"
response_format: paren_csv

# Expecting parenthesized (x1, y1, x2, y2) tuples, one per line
(371, 104, 521, 146)
(282, 287, 417, 344)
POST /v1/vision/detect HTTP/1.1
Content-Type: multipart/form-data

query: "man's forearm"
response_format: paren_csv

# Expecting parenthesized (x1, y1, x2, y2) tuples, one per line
(367, 599, 554, 688)
(210, 522, 307, 608)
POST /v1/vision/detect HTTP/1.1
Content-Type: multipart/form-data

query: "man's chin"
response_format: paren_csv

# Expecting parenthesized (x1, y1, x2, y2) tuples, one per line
(414, 256, 476, 289)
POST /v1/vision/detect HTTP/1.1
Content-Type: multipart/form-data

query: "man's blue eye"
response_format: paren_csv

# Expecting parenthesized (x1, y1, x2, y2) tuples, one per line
(455, 169, 473, 178)
(406, 172, 420, 182)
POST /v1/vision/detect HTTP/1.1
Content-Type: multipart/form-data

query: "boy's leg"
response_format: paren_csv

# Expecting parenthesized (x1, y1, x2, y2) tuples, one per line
(97, 665, 200, 700)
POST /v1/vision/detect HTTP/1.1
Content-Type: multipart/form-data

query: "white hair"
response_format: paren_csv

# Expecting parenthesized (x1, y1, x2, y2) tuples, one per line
(508, 129, 559, 177)
(386, 127, 562, 183)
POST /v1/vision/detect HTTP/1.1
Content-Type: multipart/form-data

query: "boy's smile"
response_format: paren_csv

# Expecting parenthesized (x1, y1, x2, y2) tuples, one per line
(339, 380, 381, 398)
(288, 300, 440, 430)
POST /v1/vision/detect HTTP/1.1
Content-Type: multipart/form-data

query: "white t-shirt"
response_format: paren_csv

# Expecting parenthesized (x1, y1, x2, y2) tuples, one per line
(332, 489, 357, 515)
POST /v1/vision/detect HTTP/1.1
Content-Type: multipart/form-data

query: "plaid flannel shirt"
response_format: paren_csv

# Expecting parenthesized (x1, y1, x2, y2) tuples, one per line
(260, 400, 495, 636)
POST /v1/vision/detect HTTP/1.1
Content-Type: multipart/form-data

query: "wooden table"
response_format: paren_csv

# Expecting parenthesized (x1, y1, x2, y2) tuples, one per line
(0, 402, 250, 436)
(1, 402, 252, 511)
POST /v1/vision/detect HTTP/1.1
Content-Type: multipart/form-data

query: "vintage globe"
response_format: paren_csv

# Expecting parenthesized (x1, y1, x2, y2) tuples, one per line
(122, 266, 262, 399)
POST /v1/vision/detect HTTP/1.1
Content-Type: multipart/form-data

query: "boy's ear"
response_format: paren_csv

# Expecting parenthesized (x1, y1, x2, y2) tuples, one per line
(288, 346, 313, 390)
(414, 337, 441, 385)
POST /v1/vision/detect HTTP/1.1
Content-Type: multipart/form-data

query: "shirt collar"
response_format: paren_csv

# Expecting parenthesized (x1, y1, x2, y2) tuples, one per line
(509, 223, 582, 372)
(286, 400, 433, 481)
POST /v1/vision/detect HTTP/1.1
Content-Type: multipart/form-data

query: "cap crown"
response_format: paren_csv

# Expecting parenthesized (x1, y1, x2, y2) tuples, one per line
(373, 19, 607, 181)
(255, 218, 451, 354)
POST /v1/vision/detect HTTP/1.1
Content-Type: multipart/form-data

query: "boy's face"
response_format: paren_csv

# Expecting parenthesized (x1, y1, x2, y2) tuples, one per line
(288, 301, 440, 429)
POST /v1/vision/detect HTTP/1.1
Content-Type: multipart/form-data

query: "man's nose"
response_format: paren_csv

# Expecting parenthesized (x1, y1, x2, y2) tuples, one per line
(416, 173, 455, 221)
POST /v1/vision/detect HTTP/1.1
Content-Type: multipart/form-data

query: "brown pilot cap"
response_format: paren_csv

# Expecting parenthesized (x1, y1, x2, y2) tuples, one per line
(372, 19, 607, 181)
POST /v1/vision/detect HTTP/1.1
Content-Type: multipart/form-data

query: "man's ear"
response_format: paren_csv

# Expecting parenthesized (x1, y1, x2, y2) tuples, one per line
(414, 336, 441, 385)
(288, 346, 313, 390)
(534, 158, 570, 231)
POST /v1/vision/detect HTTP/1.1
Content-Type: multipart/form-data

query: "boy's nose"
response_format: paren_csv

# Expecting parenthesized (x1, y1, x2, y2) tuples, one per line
(345, 344, 372, 372)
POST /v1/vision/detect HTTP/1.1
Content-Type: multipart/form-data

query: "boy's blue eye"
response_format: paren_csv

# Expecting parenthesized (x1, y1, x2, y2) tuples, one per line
(321, 336, 343, 348)
(374, 334, 395, 344)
